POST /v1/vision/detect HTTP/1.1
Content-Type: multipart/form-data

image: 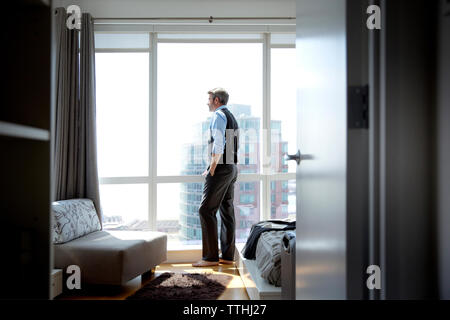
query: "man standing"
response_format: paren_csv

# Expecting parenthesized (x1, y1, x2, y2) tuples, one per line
(192, 88, 239, 267)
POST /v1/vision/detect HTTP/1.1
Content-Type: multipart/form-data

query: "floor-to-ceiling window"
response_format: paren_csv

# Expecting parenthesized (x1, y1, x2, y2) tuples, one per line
(95, 33, 151, 230)
(95, 30, 295, 251)
(270, 34, 297, 220)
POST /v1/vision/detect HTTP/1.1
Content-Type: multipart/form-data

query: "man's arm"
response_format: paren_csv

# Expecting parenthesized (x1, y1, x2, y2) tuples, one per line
(208, 153, 222, 176)
(206, 110, 227, 176)
(202, 153, 222, 177)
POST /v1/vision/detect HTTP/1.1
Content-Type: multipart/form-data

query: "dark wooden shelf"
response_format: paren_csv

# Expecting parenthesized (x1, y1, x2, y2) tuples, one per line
(0, 121, 50, 141)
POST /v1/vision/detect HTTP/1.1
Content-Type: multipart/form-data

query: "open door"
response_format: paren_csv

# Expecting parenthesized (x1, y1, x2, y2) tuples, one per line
(292, 0, 369, 299)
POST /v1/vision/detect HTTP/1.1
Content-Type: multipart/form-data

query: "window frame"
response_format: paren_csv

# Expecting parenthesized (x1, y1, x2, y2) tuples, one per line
(94, 26, 296, 254)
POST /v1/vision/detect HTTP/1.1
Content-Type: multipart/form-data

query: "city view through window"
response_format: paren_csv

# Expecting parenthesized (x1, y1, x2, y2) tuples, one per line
(95, 38, 296, 246)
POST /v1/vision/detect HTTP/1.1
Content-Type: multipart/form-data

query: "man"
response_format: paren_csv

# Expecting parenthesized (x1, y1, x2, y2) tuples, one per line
(192, 88, 239, 267)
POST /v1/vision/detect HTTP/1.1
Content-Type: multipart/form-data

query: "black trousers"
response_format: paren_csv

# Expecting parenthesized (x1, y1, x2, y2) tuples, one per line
(199, 164, 238, 261)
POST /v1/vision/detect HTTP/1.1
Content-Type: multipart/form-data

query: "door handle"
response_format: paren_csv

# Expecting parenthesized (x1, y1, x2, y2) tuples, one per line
(285, 149, 314, 165)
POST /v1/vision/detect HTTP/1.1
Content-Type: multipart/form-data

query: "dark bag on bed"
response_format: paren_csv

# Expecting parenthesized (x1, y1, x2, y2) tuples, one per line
(242, 220, 296, 260)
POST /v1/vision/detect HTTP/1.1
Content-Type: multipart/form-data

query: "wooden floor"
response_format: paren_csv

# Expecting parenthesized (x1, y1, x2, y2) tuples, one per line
(57, 263, 249, 300)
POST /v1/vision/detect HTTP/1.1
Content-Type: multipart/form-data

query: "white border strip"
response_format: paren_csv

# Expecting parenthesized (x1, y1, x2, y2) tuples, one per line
(99, 173, 295, 185)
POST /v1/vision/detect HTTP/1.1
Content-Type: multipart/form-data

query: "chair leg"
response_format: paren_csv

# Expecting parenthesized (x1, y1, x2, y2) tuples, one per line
(141, 268, 154, 283)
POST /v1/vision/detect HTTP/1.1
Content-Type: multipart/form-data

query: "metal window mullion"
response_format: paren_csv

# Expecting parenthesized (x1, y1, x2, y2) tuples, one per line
(149, 32, 158, 231)
(267, 172, 296, 181)
(262, 32, 271, 221)
(270, 44, 295, 49)
(99, 177, 150, 184)
(156, 39, 263, 44)
(155, 174, 262, 184)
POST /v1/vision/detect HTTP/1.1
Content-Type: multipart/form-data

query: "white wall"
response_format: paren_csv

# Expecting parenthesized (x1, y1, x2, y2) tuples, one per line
(52, 0, 295, 19)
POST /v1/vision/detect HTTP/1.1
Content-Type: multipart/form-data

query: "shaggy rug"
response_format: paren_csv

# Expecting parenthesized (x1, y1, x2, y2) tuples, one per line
(126, 272, 233, 300)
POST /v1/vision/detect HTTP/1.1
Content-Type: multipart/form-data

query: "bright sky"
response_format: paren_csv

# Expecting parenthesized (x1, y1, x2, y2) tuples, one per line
(157, 42, 263, 176)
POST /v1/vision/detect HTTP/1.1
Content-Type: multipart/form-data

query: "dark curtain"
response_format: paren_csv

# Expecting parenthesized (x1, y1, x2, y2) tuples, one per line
(53, 8, 102, 226)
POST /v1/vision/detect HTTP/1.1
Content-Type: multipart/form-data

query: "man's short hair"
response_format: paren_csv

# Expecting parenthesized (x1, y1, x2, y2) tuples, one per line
(208, 88, 229, 105)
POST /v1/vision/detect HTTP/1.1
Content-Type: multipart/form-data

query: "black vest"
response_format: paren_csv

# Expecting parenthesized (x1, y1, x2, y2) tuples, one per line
(209, 107, 239, 165)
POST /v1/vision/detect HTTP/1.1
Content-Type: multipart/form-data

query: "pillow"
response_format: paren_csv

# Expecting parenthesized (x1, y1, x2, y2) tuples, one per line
(52, 198, 101, 244)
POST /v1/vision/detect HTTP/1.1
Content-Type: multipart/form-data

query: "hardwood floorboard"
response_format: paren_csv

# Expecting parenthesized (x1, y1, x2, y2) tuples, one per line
(57, 263, 249, 300)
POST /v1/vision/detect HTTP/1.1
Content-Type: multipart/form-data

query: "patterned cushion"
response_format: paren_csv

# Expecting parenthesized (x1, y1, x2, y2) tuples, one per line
(52, 198, 101, 244)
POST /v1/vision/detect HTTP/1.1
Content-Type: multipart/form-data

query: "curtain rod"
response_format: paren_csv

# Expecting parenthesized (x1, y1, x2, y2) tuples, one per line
(92, 16, 296, 21)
